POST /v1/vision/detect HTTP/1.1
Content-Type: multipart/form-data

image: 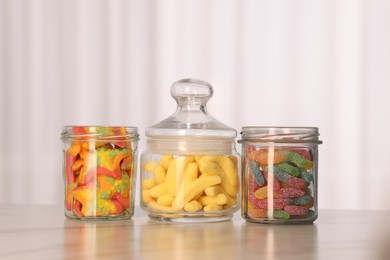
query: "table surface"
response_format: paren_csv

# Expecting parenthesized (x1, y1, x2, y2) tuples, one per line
(0, 205, 389, 260)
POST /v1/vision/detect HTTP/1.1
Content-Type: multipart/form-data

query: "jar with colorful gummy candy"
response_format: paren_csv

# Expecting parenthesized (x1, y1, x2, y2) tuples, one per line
(140, 78, 240, 222)
(61, 126, 139, 220)
(239, 127, 323, 224)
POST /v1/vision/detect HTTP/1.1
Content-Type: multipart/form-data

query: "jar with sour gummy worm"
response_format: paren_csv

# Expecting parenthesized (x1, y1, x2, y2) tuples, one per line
(239, 127, 322, 224)
(140, 78, 240, 222)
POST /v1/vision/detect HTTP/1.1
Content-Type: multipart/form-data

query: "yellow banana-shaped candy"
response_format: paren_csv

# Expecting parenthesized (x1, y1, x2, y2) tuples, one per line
(199, 161, 237, 197)
(148, 200, 179, 213)
(200, 156, 238, 187)
(199, 193, 228, 206)
(184, 200, 203, 212)
(203, 204, 222, 212)
(142, 178, 156, 189)
(182, 162, 198, 184)
(142, 189, 153, 203)
(159, 154, 174, 171)
(144, 162, 166, 184)
(172, 175, 221, 210)
(157, 193, 175, 206)
(165, 156, 194, 196)
(149, 183, 167, 198)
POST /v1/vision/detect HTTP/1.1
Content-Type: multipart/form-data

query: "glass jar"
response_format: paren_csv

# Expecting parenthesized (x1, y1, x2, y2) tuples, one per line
(140, 78, 240, 222)
(240, 127, 322, 224)
(61, 126, 139, 220)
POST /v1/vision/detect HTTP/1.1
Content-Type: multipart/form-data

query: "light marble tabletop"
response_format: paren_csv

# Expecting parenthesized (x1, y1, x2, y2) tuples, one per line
(0, 205, 389, 260)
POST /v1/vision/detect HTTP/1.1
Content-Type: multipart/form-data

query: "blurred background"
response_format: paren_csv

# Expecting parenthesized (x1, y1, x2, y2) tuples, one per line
(0, 0, 389, 210)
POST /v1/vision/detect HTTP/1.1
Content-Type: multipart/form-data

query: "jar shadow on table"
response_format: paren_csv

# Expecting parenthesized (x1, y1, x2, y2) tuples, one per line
(240, 222, 318, 259)
(137, 219, 238, 259)
(63, 219, 134, 258)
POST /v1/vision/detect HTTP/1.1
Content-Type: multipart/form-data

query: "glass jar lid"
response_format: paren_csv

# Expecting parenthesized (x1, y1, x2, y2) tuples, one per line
(145, 78, 237, 139)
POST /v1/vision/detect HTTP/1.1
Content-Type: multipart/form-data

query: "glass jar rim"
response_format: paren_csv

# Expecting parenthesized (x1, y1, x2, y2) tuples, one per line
(239, 126, 323, 144)
(61, 126, 139, 140)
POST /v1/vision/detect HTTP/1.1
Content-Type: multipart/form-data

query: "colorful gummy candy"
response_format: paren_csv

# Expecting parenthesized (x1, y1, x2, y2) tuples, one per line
(246, 145, 316, 221)
(142, 154, 239, 214)
(65, 127, 135, 218)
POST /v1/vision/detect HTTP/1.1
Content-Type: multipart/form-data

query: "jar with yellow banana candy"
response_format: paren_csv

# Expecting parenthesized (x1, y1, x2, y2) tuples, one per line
(140, 78, 240, 222)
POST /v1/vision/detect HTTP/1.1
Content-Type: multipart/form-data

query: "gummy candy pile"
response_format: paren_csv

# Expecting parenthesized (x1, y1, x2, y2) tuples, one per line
(245, 145, 315, 220)
(142, 155, 239, 214)
(64, 127, 134, 218)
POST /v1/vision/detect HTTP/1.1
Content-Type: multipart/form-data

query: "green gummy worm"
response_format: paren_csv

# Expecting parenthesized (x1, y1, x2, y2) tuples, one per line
(285, 151, 311, 169)
(273, 210, 290, 219)
(269, 166, 290, 183)
(301, 170, 313, 183)
(275, 162, 301, 177)
(249, 161, 265, 186)
(292, 195, 311, 206)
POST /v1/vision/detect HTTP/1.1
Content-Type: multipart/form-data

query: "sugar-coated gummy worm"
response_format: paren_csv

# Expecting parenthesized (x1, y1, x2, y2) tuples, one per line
(284, 150, 313, 170)
(248, 172, 261, 191)
(300, 170, 313, 183)
(291, 195, 312, 206)
(263, 173, 282, 191)
(249, 149, 313, 170)
(284, 205, 309, 216)
(249, 149, 286, 165)
(267, 166, 307, 189)
(279, 187, 305, 198)
(248, 208, 267, 218)
(248, 208, 290, 219)
(254, 186, 279, 200)
(274, 162, 301, 177)
(273, 210, 290, 219)
(287, 148, 312, 161)
(254, 198, 291, 210)
(249, 161, 265, 186)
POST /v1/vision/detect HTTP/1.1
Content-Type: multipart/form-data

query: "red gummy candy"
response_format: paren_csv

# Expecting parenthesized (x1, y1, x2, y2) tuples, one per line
(255, 198, 291, 210)
(279, 187, 305, 198)
(246, 145, 256, 155)
(284, 205, 308, 216)
(287, 148, 312, 161)
(263, 173, 282, 191)
(288, 176, 307, 189)
(111, 200, 124, 214)
(248, 171, 261, 191)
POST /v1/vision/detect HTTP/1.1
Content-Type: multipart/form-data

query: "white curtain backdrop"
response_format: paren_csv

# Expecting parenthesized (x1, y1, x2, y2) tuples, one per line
(1, 0, 389, 210)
